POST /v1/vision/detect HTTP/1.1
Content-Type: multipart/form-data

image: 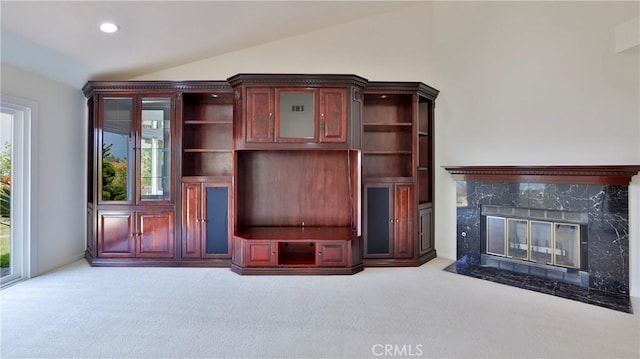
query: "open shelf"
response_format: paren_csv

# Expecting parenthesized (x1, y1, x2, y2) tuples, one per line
(278, 242, 316, 266)
(418, 136, 429, 168)
(183, 151, 232, 177)
(182, 92, 233, 178)
(418, 100, 431, 134)
(363, 94, 413, 125)
(418, 169, 431, 204)
(183, 122, 232, 150)
(363, 128, 411, 153)
(363, 153, 412, 179)
(183, 93, 233, 122)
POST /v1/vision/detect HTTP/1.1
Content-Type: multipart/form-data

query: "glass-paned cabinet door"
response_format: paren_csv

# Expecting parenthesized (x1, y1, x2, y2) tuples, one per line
(140, 98, 171, 201)
(277, 90, 315, 140)
(101, 98, 133, 202)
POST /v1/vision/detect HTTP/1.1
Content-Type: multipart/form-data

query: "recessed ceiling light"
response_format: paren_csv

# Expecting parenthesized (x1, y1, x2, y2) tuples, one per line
(99, 22, 119, 33)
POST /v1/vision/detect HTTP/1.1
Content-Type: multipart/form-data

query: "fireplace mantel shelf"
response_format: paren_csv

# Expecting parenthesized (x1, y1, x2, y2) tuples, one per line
(444, 165, 640, 185)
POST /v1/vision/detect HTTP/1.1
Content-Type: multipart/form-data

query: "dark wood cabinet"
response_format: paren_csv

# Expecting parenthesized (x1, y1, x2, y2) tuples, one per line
(317, 241, 348, 267)
(419, 205, 433, 256)
(97, 211, 134, 258)
(393, 184, 414, 259)
(231, 228, 362, 274)
(137, 210, 175, 258)
(84, 81, 232, 267)
(319, 88, 347, 143)
(246, 88, 275, 143)
(181, 181, 231, 259)
(97, 209, 174, 259)
(84, 76, 438, 272)
(242, 87, 348, 145)
(180, 85, 234, 266)
(363, 183, 413, 260)
(229, 74, 366, 150)
(245, 241, 276, 267)
(229, 74, 366, 274)
(362, 82, 438, 266)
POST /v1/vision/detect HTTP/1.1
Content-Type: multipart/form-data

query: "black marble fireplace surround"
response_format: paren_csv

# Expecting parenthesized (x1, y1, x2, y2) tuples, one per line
(444, 166, 640, 313)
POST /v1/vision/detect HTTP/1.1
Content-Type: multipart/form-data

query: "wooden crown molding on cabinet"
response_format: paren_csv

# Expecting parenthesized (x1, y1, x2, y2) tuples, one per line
(364, 81, 440, 100)
(444, 165, 640, 185)
(82, 81, 232, 97)
(227, 73, 369, 88)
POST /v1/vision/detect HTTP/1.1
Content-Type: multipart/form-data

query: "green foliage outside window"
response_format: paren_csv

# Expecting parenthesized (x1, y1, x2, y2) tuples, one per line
(102, 143, 127, 201)
(0, 142, 10, 217)
(0, 142, 10, 268)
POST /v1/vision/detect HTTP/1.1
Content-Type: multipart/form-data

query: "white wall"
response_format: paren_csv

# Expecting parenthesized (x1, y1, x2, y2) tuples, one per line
(135, 2, 640, 295)
(134, 2, 435, 82)
(1, 63, 86, 275)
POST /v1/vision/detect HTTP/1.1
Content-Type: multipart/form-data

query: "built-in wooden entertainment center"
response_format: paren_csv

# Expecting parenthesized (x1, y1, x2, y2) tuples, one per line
(83, 74, 439, 274)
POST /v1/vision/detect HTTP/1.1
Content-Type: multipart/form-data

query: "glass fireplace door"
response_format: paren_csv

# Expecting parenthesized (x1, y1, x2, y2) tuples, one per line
(554, 224, 580, 268)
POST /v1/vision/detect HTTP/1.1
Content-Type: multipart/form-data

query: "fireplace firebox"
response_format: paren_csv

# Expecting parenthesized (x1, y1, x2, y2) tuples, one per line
(480, 205, 588, 287)
(444, 165, 640, 313)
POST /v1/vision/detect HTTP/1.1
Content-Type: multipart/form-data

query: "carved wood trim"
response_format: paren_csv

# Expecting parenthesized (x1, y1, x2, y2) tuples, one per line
(444, 165, 640, 185)
(82, 81, 232, 97)
(364, 81, 440, 100)
(226, 74, 368, 88)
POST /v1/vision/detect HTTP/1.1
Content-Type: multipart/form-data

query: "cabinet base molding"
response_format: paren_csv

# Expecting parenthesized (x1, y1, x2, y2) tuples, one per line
(85, 251, 231, 268)
(230, 263, 364, 275)
(363, 250, 437, 267)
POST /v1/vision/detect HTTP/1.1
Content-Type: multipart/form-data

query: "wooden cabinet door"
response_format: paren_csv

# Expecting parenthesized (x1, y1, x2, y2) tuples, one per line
(97, 210, 135, 258)
(202, 184, 231, 258)
(364, 184, 393, 257)
(317, 241, 347, 267)
(246, 88, 274, 143)
(319, 88, 347, 143)
(393, 184, 414, 258)
(181, 182, 202, 258)
(419, 207, 433, 256)
(245, 241, 276, 266)
(137, 211, 175, 258)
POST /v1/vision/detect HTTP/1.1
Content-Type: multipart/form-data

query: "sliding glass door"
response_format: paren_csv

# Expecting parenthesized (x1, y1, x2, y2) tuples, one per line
(0, 98, 32, 286)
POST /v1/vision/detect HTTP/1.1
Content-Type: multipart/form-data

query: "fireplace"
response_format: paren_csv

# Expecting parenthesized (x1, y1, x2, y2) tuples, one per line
(444, 166, 640, 313)
(480, 205, 588, 286)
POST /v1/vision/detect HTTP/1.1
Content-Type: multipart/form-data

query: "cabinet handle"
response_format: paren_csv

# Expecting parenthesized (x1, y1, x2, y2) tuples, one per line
(271, 252, 275, 256)
(318, 252, 322, 256)
(396, 219, 399, 223)
(269, 112, 273, 117)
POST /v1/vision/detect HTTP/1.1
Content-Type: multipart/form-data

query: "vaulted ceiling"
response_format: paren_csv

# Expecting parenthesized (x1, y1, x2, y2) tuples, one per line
(1, 1, 416, 88)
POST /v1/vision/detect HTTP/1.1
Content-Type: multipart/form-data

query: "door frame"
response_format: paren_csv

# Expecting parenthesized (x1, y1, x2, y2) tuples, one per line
(0, 94, 35, 287)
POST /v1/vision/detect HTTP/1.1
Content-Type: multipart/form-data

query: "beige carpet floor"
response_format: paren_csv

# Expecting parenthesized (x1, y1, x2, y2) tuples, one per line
(1, 257, 638, 358)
